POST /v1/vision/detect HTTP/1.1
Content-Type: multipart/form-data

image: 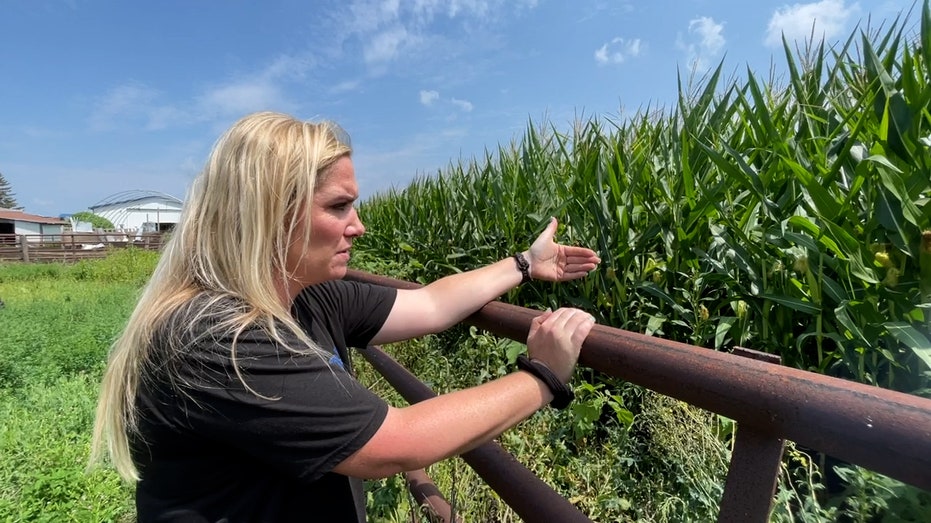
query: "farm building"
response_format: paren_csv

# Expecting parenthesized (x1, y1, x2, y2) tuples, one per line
(0, 208, 68, 239)
(88, 190, 183, 233)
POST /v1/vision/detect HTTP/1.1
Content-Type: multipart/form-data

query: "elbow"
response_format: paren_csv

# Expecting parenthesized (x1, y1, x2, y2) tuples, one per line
(333, 408, 433, 479)
(356, 457, 423, 480)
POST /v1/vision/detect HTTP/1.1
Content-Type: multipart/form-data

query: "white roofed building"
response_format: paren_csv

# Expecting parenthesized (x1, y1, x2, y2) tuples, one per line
(89, 190, 183, 233)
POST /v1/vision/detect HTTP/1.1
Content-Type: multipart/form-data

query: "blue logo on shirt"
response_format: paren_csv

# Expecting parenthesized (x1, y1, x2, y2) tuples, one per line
(329, 348, 345, 370)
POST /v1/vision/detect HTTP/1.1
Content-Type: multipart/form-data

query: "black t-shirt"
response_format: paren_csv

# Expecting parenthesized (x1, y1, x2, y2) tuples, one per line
(132, 280, 397, 522)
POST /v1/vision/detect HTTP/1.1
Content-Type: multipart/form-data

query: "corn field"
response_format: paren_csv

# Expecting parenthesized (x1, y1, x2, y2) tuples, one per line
(351, 3, 931, 521)
(357, 4, 931, 397)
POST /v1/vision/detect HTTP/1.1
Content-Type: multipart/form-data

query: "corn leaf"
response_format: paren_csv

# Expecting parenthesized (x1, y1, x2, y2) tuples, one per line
(760, 293, 821, 315)
(885, 322, 931, 371)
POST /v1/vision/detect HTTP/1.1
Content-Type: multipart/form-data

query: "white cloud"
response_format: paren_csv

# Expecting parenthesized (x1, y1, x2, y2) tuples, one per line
(88, 52, 315, 131)
(420, 90, 440, 105)
(690, 17, 725, 56)
(331, 79, 362, 94)
(340, 0, 539, 67)
(364, 26, 415, 64)
(594, 37, 643, 65)
(764, 0, 859, 48)
(197, 80, 289, 118)
(677, 16, 726, 72)
(419, 90, 473, 113)
(88, 82, 184, 132)
(196, 52, 315, 118)
(451, 98, 473, 112)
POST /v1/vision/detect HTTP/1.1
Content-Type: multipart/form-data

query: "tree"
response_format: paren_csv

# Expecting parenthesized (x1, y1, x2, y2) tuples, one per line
(69, 211, 115, 230)
(0, 171, 19, 209)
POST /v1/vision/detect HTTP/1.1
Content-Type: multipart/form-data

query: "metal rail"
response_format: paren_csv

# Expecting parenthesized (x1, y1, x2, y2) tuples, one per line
(347, 269, 931, 521)
(360, 345, 594, 523)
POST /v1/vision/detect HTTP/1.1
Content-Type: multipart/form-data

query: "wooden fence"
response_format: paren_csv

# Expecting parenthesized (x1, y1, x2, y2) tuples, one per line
(0, 233, 165, 263)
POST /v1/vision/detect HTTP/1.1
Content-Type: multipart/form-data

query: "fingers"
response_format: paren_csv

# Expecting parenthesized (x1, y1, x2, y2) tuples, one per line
(553, 307, 596, 333)
(556, 254, 600, 281)
(530, 217, 559, 249)
(533, 308, 595, 341)
(528, 309, 554, 338)
(562, 245, 601, 263)
(569, 311, 596, 345)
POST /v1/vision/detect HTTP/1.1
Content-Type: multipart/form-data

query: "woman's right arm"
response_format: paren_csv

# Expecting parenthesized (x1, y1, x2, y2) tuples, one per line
(333, 307, 595, 478)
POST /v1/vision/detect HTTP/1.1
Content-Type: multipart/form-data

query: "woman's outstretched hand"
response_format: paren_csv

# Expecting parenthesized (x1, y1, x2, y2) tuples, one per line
(526, 217, 601, 282)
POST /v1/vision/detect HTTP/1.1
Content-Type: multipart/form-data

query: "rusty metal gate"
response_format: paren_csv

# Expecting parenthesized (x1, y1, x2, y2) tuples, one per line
(348, 270, 931, 522)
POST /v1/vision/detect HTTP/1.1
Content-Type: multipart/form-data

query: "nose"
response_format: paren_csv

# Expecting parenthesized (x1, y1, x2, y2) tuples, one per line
(347, 207, 365, 238)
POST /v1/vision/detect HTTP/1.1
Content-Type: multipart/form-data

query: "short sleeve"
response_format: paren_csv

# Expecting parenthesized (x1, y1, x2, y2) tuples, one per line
(167, 329, 388, 482)
(293, 280, 397, 349)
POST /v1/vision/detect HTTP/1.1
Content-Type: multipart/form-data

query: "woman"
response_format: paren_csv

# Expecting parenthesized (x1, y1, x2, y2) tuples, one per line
(91, 111, 600, 522)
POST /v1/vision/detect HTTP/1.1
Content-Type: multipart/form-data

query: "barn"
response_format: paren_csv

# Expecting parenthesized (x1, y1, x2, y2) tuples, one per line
(0, 208, 68, 239)
(88, 190, 183, 233)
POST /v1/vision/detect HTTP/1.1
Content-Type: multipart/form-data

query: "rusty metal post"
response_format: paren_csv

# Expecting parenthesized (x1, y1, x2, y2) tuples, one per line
(404, 469, 462, 523)
(717, 347, 786, 523)
(718, 427, 785, 523)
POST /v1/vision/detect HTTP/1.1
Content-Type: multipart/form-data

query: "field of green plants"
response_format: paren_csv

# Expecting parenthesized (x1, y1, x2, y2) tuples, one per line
(359, 8, 931, 396)
(353, 3, 931, 521)
(3, 3, 931, 522)
(0, 250, 151, 521)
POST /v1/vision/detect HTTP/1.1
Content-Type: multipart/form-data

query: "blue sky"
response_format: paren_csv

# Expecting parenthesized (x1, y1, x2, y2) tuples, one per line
(0, 0, 915, 217)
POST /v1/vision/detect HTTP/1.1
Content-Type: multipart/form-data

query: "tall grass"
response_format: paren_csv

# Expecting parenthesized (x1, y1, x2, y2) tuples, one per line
(0, 249, 157, 521)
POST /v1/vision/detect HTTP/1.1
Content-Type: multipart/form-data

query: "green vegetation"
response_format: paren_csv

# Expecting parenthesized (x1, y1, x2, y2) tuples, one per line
(0, 249, 158, 521)
(68, 211, 116, 230)
(0, 170, 17, 210)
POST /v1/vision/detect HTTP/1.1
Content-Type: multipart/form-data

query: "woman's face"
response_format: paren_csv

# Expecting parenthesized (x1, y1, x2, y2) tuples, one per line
(287, 155, 365, 287)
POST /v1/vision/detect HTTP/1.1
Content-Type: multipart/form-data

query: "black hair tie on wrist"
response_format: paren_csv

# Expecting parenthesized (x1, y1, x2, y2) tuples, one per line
(513, 253, 531, 284)
(516, 354, 574, 409)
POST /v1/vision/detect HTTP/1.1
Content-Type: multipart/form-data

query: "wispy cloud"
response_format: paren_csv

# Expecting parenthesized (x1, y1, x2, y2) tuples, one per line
(594, 37, 643, 65)
(196, 52, 314, 118)
(419, 90, 440, 106)
(88, 82, 184, 132)
(196, 80, 290, 119)
(677, 16, 726, 72)
(364, 26, 417, 64)
(88, 52, 315, 131)
(331, 79, 362, 94)
(338, 0, 539, 69)
(764, 0, 860, 48)
(451, 98, 473, 112)
(419, 89, 473, 113)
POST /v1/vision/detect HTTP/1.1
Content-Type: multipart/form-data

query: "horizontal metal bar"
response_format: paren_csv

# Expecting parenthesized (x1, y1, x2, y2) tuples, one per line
(347, 269, 931, 492)
(359, 345, 593, 523)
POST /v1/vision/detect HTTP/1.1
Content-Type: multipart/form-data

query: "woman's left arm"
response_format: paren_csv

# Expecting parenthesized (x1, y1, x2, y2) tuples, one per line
(370, 217, 600, 345)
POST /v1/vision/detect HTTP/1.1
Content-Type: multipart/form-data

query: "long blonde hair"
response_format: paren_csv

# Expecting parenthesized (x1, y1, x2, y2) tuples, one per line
(90, 111, 352, 481)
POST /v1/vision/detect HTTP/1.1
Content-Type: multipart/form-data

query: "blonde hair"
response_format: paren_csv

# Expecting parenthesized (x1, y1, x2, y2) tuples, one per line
(90, 111, 352, 481)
